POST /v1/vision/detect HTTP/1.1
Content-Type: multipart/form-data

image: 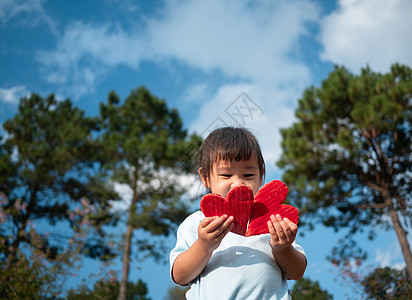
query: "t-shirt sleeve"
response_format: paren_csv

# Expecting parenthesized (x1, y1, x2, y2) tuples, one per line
(169, 211, 203, 284)
(292, 240, 306, 256)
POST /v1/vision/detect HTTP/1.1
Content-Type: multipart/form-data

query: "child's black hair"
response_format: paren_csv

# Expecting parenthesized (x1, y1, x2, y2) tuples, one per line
(197, 127, 265, 181)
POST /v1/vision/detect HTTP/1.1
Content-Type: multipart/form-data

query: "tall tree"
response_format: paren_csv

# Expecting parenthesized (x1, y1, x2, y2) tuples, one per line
(0, 94, 118, 297)
(277, 64, 412, 277)
(99, 87, 201, 300)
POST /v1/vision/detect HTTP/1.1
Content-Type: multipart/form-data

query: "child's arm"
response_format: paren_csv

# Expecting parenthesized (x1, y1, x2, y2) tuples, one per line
(268, 214, 307, 280)
(172, 215, 234, 285)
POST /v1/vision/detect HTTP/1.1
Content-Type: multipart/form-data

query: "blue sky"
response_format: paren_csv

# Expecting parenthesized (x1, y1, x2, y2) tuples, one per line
(1, 0, 411, 299)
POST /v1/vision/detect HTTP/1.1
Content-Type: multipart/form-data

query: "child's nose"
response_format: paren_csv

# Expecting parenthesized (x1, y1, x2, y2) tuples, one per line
(231, 177, 246, 189)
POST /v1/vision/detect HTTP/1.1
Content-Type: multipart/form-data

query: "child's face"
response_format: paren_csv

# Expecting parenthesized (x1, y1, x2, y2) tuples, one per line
(199, 156, 263, 198)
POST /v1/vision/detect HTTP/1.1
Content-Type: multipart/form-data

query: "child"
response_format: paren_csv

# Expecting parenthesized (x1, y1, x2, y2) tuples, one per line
(170, 127, 306, 299)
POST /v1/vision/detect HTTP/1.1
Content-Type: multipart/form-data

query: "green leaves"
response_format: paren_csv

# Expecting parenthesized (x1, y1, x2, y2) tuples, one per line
(1, 87, 199, 298)
(277, 63, 412, 274)
(99, 86, 200, 235)
(291, 278, 333, 300)
(98, 86, 201, 299)
(361, 267, 411, 299)
(1, 93, 118, 279)
(278, 63, 411, 219)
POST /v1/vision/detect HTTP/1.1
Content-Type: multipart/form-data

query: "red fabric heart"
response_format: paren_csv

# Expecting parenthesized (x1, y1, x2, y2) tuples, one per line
(245, 180, 299, 236)
(200, 185, 254, 235)
(199, 180, 299, 237)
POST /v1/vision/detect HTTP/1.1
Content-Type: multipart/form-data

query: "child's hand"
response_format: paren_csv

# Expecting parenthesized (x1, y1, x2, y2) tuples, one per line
(267, 214, 297, 250)
(198, 215, 234, 253)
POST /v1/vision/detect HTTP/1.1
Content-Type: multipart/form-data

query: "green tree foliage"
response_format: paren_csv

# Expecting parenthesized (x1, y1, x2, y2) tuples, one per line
(291, 278, 333, 300)
(361, 267, 411, 299)
(0, 193, 101, 298)
(99, 87, 202, 300)
(165, 285, 190, 300)
(277, 64, 412, 277)
(0, 94, 119, 298)
(67, 278, 150, 300)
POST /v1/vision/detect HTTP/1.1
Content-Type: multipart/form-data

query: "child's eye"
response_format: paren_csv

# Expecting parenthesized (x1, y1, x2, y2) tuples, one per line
(244, 174, 255, 178)
(220, 174, 232, 178)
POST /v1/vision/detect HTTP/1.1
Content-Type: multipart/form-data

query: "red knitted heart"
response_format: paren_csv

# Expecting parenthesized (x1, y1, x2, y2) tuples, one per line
(245, 180, 298, 236)
(200, 180, 299, 237)
(200, 185, 254, 235)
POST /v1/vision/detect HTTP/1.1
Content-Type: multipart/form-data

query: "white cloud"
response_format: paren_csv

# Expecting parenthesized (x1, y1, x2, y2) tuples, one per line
(172, 172, 204, 203)
(110, 182, 134, 211)
(105, 0, 141, 14)
(36, 21, 149, 98)
(147, 0, 319, 85)
(188, 82, 301, 173)
(110, 170, 203, 212)
(374, 248, 406, 271)
(392, 262, 406, 271)
(319, 0, 412, 73)
(32, 0, 325, 174)
(150, 0, 323, 174)
(36, 0, 320, 98)
(375, 249, 393, 268)
(0, 0, 58, 36)
(0, 0, 41, 23)
(373, 240, 407, 270)
(0, 85, 29, 104)
(181, 83, 210, 104)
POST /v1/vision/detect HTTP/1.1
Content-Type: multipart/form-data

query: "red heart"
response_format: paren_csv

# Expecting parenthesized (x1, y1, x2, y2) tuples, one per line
(199, 180, 299, 237)
(200, 185, 254, 235)
(245, 180, 299, 237)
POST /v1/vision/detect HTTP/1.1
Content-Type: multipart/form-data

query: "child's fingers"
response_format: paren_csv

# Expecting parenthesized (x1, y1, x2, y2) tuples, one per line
(277, 216, 297, 240)
(271, 214, 289, 239)
(217, 219, 234, 238)
(283, 217, 298, 235)
(269, 214, 297, 244)
(216, 215, 234, 234)
(267, 219, 279, 241)
(200, 216, 218, 228)
(203, 215, 231, 233)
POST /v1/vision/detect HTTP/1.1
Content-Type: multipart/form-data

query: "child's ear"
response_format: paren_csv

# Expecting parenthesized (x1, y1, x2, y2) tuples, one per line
(198, 167, 209, 188)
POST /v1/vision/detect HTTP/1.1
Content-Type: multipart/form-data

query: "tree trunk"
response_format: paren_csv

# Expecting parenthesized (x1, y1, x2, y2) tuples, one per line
(384, 191, 412, 278)
(118, 178, 139, 300)
(118, 222, 134, 300)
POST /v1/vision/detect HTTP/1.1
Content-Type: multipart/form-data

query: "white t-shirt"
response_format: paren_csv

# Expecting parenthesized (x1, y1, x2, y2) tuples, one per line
(170, 211, 306, 300)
